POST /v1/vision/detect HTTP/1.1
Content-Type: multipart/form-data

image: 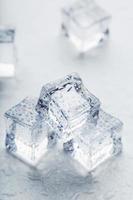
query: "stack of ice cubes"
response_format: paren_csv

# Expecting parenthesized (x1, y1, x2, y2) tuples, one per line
(5, 73, 123, 171)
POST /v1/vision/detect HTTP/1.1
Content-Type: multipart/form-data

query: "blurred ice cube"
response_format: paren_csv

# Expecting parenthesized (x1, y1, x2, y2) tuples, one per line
(0, 26, 16, 78)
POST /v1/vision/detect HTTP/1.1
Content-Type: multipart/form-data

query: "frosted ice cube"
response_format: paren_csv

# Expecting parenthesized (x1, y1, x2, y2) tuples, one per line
(63, 109, 123, 171)
(5, 97, 51, 166)
(36, 73, 100, 140)
(61, 0, 111, 53)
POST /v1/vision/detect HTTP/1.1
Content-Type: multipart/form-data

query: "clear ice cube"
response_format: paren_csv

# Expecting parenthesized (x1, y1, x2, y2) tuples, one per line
(0, 26, 15, 78)
(61, 0, 111, 53)
(63, 109, 123, 171)
(5, 97, 51, 166)
(36, 73, 100, 141)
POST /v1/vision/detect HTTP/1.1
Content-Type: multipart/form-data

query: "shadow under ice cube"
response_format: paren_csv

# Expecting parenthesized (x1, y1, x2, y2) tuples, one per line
(5, 97, 50, 166)
(36, 73, 100, 141)
(61, 0, 111, 53)
(63, 109, 123, 171)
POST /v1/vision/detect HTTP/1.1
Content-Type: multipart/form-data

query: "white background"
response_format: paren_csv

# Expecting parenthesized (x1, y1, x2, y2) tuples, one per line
(0, 0, 133, 199)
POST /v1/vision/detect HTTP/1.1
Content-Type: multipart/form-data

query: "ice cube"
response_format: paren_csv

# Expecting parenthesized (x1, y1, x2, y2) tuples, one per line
(0, 26, 16, 78)
(5, 97, 51, 166)
(36, 73, 100, 141)
(63, 109, 123, 171)
(61, 0, 111, 53)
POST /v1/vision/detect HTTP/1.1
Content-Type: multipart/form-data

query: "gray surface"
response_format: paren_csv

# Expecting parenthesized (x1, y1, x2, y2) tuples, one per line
(0, 0, 133, 199)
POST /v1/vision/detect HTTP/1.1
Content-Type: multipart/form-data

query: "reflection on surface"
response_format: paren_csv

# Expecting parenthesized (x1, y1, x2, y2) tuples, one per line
(0, 148, 131, 200)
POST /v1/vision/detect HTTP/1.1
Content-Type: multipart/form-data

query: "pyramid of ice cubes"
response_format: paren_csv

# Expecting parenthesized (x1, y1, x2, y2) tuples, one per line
(5, 73, 123, 170)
